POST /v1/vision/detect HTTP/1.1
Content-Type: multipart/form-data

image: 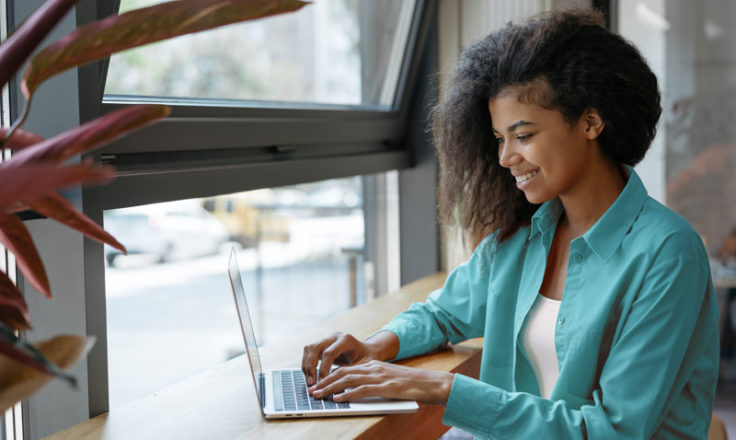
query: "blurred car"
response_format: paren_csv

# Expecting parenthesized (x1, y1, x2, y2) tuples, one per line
(201, 192, 291, 247)
(104, 201, 229, 267)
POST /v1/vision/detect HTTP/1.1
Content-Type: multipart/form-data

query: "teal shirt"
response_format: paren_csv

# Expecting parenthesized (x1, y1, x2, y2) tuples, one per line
(380, 170, 719, 439)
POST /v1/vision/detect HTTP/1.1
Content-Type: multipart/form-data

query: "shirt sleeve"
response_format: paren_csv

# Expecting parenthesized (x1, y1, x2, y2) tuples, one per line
(442, 248, 719, 439)
(375, 233, 496, 361)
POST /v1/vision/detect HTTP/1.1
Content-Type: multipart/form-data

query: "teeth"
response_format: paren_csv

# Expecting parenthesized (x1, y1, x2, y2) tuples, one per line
(515, 170, 539, 183)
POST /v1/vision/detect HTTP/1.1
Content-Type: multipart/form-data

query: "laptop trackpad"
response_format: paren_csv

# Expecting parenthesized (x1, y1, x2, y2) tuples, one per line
(343, 388, 416, 406)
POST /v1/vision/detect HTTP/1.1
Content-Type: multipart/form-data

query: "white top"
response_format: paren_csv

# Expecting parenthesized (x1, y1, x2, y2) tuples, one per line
(521, 294, 562, 399)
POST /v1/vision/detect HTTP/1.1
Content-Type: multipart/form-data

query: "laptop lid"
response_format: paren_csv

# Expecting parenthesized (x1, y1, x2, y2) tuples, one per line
(228, 248, 266, 413)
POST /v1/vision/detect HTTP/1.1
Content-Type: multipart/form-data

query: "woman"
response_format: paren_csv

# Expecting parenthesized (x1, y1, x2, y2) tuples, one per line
(302, 9, 719, 439)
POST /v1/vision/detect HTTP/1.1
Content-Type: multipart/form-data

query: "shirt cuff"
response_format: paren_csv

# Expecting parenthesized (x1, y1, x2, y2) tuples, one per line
(442, 374, 502, 437)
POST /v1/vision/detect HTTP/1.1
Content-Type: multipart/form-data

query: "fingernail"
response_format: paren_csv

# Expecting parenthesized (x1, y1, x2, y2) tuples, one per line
(334, 394, 342, 402)
(307, 377, 314, 386)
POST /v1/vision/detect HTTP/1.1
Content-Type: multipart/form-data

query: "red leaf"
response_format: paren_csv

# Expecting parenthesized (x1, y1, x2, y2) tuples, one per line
(0, 0, 78, 89)
(0, 271, 31, 330)
(24, 192, 126, 254)
(0, 163, 115, 209)
(6, 105, 169, 167)
(0, 127, 44, 150)
(22, 0, 309, 97)
(0, 332, 88, 402)
(3, 201, 30, 215)
(0, 298, 30, 331)
(0, 214, 50, 298)
(0, 337, 51, 377)
(0, 328, 82, 387)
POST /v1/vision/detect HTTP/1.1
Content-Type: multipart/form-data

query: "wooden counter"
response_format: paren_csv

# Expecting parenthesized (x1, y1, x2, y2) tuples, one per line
(45, 272, 483, 440)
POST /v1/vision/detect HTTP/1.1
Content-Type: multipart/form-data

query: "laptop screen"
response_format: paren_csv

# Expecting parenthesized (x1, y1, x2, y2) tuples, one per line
(228, 248, 265, 410)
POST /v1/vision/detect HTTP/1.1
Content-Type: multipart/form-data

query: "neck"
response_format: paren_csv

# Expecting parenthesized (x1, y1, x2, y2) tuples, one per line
(558, 159, 626, 237)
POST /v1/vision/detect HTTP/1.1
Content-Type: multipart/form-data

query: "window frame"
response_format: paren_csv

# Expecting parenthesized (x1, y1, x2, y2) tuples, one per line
(85, 0, 432, 211)
(75, 0, 439, 419)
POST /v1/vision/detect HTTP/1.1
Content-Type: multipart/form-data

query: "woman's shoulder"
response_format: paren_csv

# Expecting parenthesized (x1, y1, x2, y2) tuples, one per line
(629, 196, 707, 260)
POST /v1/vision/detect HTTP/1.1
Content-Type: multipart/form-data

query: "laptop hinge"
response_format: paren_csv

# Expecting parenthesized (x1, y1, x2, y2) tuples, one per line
(259, 373, 266, 410)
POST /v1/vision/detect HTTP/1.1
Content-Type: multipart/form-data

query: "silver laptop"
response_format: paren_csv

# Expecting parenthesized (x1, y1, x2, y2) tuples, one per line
(227, 248, 419, 419)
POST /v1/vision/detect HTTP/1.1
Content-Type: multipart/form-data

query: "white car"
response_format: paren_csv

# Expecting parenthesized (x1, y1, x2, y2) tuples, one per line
(104, 201, 230, 267)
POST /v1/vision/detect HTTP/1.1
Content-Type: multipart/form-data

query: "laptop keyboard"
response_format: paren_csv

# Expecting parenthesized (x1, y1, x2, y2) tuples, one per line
(274, 370, 351, 412)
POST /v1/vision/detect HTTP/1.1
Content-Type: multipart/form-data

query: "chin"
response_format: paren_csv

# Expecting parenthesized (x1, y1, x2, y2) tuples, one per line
(522, 191, 553, 205)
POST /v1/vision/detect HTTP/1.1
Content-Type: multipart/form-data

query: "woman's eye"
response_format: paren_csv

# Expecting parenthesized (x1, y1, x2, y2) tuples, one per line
(516, 134, 533, 141)
(495, 137, 505, 144)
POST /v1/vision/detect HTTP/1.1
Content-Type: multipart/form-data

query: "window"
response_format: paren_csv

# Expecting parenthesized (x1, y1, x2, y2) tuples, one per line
(104, 174, 399, 408)
(4, 0, 437, 432)
(93, 0, 431, 213)
(105, 0, 417, 109)
(2, 0, 23, 437)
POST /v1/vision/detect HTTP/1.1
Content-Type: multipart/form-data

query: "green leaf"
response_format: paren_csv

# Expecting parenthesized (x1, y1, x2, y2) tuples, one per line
(6, 105, 170, 167)
(24, 192, 126, 254)
(22, 0, 309, 98)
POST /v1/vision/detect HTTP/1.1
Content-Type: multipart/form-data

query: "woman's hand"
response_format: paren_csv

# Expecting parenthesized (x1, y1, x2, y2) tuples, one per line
(308, 360, 455, 405)
(301, 331, 398, 386)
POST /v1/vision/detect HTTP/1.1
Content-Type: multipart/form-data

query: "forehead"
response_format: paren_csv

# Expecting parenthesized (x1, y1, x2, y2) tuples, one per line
(488, 95, 559, 131)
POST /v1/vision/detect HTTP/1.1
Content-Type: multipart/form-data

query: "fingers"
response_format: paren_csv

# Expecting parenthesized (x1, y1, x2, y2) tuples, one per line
(310, 362, 455, 405)
(333, 384, 389, 402)
(311, 368, 379, 399)
(317, 333, 359, 384)
(310, 363, 359, 391)
(302, 333, 340, 386)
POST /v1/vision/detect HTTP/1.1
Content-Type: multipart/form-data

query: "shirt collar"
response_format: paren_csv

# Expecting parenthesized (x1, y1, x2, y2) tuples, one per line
(529, 197, 562, 241)
(529, 166, 648, 261)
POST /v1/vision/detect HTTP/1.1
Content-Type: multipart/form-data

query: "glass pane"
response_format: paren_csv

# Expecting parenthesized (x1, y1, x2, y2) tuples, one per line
(619, 0, 736, 434)
(103, 0, 417, 109)
(105, 176, 365, 409)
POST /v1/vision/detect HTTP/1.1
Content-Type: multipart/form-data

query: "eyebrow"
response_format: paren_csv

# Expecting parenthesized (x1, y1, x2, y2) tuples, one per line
(493, 120, 538, 134)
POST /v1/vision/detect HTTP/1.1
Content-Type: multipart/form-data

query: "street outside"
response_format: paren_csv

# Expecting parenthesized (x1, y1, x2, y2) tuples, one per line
(106, 240, 357, 409)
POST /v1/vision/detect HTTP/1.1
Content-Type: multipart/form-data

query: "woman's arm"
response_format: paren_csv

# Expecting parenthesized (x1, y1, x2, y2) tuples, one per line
(301, 233, 497, 387)
(377, 233, 497, 361)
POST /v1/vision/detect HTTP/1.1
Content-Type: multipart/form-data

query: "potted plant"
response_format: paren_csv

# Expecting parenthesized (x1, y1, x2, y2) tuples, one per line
(0, 0, 308, 412)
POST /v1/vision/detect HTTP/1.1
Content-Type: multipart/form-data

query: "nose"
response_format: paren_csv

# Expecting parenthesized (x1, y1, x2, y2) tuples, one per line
(497, 140, 519, 168)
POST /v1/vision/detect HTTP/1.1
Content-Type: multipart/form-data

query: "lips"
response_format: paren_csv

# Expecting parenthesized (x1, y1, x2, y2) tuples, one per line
(514, 169, 539, 183)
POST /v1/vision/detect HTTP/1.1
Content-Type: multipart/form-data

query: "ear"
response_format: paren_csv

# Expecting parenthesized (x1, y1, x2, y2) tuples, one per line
(582, 108, 605, 140)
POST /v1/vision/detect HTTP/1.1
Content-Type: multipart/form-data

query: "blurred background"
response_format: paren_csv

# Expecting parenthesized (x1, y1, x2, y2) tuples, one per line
(103, 177, 369, 407)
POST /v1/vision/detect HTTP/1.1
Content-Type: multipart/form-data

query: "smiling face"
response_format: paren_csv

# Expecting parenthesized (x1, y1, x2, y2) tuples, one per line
(489, 89, 605, 205)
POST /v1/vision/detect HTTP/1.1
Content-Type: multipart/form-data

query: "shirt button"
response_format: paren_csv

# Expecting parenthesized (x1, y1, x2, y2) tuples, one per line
(558, 316, 566, 326)
(572, 254, 582, 264)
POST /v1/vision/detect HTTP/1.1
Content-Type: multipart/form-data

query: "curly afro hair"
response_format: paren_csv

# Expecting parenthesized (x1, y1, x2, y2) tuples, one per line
(434, 9, 661, 244)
